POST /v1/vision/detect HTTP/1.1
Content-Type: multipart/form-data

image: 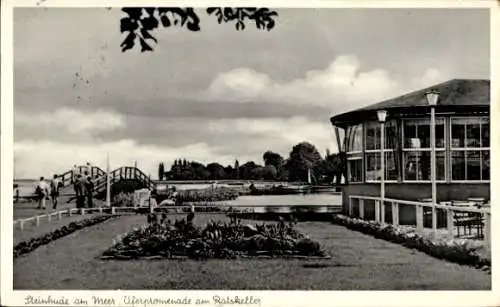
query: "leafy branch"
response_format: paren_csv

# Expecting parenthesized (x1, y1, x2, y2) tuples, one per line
(120, 7, 278, 52)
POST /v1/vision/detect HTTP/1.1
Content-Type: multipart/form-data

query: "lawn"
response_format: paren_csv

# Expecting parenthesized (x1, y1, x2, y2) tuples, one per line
(13, 213, 104, 245)
(13, 214, 491, 290)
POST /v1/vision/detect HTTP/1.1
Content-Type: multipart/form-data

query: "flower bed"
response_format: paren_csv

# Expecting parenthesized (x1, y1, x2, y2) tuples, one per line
(101, 217, 328, 260)
(14, 215, 117, 258)
(331, 215, 491, 273)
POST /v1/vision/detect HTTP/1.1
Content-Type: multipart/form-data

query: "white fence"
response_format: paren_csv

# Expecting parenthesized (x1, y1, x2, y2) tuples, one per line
(348, 195, 490, 244)
(13, 207, 109, 231)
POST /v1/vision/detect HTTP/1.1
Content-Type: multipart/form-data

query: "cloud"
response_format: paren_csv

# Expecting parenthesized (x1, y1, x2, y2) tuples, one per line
(14, 116, 338, 179)
(418, 68, 445, 87)
(14, 140, 218, 179)
(14, 108, 126, 145)
(13, 55, 450, 179)
(205, 55, 448, 113)
(15, 108, 125, 134)
(207, 116, 336, 152)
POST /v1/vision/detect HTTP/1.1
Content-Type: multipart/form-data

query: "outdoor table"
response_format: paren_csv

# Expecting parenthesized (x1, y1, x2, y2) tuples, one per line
(468, 197, 485, 208)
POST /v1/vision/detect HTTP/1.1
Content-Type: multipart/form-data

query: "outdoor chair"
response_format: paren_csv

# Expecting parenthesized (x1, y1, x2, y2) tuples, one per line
(451, 201, 484, 239)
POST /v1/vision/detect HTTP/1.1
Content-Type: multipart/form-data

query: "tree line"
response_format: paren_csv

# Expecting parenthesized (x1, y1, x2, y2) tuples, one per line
(157, 142, 346, 185)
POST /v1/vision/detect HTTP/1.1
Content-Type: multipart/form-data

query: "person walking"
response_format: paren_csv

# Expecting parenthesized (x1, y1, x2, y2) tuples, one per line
(72, 164, 79, 183)
(50, 174, 63, 209)
(85, 162, 92, 178)
(74, 174, 85, 209)
(84, 174, 95, 208)
(35, 177, 49, 209)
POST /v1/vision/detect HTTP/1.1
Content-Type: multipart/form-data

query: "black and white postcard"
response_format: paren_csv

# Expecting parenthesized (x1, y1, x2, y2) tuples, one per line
(1, 1, 498, 306)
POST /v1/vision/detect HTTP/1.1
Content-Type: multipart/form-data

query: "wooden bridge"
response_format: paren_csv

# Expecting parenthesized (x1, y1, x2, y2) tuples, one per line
(55, 165, 154, 198)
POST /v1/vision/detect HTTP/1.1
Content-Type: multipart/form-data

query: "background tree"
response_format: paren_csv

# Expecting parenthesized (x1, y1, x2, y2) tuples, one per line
(285, 142, 324, 183)
(234, 159, 240, 180)
(263, 150, 284, 178)
(262, 165, 278, 181)
(223, 165, 234, 180)
(321, 153, 339, 184)
(239, 161, 259, 180)
(120, 7, 278, 52)
(189, 161, 211, 180)
(206, 162, 226, 180)
(158, 162, 165, 180)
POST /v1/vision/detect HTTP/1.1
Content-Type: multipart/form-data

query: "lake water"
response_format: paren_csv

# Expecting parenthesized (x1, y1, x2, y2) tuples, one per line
(192, 194, 342, 213)
(13, 180, 37, 196)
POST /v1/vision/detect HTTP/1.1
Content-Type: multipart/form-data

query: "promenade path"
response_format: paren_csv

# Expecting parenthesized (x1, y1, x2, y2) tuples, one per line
(13, 214, 490, 290)
(13, 185, 107, 220)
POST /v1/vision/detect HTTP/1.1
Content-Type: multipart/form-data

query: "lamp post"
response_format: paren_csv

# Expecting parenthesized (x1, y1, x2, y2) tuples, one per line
(377, 110, 387, 223)
(425, 90, 439, 232)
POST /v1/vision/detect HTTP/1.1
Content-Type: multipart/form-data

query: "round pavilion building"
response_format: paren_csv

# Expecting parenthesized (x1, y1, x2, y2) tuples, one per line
(330, 79, 490, 223)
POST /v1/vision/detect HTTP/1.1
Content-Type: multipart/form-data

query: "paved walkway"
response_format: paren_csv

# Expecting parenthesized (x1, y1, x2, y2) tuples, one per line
(14, 191, 106, 221)
(13, 215, 490, 290)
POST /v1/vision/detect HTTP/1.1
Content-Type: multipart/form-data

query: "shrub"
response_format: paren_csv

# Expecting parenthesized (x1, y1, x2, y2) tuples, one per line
(331, 215, 491, 273)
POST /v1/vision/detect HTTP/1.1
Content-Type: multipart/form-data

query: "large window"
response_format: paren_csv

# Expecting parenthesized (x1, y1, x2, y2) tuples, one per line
(348, 155, 363, 182)
(347, 124, 363, 153)
(402, 118, 445, 181)
(365, 121, 398, 182)
(346, 124, 363, 182)
(451, 117, 489, 181)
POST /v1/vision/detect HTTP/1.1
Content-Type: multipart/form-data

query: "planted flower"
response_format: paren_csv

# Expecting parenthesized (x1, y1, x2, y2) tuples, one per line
(101, 216, 327, 260)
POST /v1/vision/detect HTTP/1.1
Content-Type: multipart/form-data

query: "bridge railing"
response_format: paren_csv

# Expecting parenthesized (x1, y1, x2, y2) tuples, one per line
(91, 166, 154, 195)
(348, 195, 491, 244)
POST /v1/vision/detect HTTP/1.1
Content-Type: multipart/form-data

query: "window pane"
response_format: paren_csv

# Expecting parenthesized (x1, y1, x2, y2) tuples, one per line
(436, 122, 445, 148)
(404, 151, 445, 181)
(403, 152, 419, 180)
(348, 158, 363, 182)
(385, 120, 397, 150)
(365, 122, 380, 150)
(347, 124, 363, 152)
(404, 119, 444, 149)
(404, 122, 417, 148)
(419, 151, 431, 180)
(451, 151, 466, 180)
(365, 152, 380, 181)
(482, 120, 490, 147)
(418, 122, 430, 148)
(385, 151, 398, 181)
(482, 151, 490, 180)
(436, 152, 445, 181)
(451, 119, 466, 148)
(466, 123, 481, 148)
(467, 151, 481, 180)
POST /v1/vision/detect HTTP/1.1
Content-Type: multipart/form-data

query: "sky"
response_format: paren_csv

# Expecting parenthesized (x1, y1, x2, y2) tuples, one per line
(13, 8, 490, 179)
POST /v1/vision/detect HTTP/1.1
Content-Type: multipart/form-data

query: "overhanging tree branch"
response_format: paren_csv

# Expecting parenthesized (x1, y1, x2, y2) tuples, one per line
(120, 7, 279, 52)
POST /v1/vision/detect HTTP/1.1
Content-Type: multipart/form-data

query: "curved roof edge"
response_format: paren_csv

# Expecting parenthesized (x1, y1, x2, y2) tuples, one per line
(330, 79, 490, 128)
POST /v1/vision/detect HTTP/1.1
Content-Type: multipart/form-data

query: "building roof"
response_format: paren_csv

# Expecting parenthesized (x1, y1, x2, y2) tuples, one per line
(330, 79, 490, 128)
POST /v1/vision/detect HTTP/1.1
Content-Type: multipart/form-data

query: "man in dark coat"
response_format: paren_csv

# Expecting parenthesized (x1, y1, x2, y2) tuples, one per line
(74, 174, 85, 209)
(84, 172, 94, 208)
